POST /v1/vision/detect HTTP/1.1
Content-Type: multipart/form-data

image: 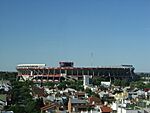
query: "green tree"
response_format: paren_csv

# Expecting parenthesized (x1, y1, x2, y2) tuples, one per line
(121, 80, 129, 87)
(44, 82, 55, 88)
(85, 88, 92, 96)
(25, 101, 39, 113)
(92, 77, 102, 86)
(6, 81, 41, 113)
(8, 105, 25, 113)
(145, 83, 150, 88)
(136, 81, 145, 89)
(130, 81, 145, 89)
(58, 82, 67, 90)
(113, 79, 121, 86)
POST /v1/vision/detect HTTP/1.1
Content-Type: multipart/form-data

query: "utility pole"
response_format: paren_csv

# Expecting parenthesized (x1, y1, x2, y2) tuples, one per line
(148, 73, 150, 83)
(90, 52, 93, 67)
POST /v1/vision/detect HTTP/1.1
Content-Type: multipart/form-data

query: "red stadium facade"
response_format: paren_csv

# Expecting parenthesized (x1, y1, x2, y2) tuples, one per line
(16, 62, 135, 82)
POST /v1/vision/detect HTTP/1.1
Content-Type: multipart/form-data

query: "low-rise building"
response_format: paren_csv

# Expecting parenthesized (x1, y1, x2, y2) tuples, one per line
(68, 98, 88, 113)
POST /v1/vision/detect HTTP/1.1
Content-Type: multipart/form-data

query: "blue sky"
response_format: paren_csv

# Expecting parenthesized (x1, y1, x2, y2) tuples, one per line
(0, 0, 150, 72)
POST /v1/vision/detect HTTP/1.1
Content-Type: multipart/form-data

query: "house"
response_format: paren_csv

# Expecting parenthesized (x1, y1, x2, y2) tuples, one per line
(75, 91, 86, 99)
(40, 102, 59, 113)
(117, 107, 148, 113)
(68, 98, 88, 113)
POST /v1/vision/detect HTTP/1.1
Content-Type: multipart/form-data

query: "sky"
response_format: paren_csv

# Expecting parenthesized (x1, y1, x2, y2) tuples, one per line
(0, 0, 150, 72)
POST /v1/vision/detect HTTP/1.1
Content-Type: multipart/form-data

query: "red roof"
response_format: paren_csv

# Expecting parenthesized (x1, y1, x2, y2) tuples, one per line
(88, 96, 101, 104)
(144, 88, 150, 92)
(100, 106, 112, 112)
(41, 103, 58, 111)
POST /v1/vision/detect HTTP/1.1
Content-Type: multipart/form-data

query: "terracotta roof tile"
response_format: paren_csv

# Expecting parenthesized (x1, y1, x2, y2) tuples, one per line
(88, 96, 101, 104)
(100, 106, 112, 112)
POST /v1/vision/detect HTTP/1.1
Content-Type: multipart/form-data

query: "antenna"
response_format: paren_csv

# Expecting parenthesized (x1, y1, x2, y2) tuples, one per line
(90, 52, 93, 67)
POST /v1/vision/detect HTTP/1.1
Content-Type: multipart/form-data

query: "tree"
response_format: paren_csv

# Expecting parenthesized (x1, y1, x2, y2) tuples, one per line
(0, 72, 17, 81)
(44, 82, 55, 88)
(145, 83, 150, 88)
(85, 88, 92, 96)
(25, 101, 39, 113)
(113, 79, 121, 86)
(130, 81, 145, 89)
(8, 105, 25, 113)
(92, 77, 102, 86)
(136, 81, 145, 89)
(121, 80, 129, 87)
(58, 82, 67, 90)
(6, 81, 41, 113)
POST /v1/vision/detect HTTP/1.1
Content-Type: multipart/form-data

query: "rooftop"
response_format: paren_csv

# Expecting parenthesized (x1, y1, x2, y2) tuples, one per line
(100, 106, 112, 112)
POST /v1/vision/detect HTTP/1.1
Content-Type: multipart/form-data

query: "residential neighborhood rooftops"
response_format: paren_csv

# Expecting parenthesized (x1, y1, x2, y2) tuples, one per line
(71, 98, 87, 104)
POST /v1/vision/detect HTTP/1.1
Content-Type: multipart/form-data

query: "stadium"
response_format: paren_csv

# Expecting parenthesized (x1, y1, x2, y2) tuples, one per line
(16, 62, 135, 82)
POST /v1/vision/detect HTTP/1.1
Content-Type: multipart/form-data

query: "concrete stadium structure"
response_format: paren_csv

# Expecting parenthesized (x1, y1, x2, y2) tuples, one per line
(16, 62, 135, 82)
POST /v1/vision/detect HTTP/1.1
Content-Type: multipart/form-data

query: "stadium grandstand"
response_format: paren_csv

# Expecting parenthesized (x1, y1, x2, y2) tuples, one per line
(16, 62, 135, 82)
